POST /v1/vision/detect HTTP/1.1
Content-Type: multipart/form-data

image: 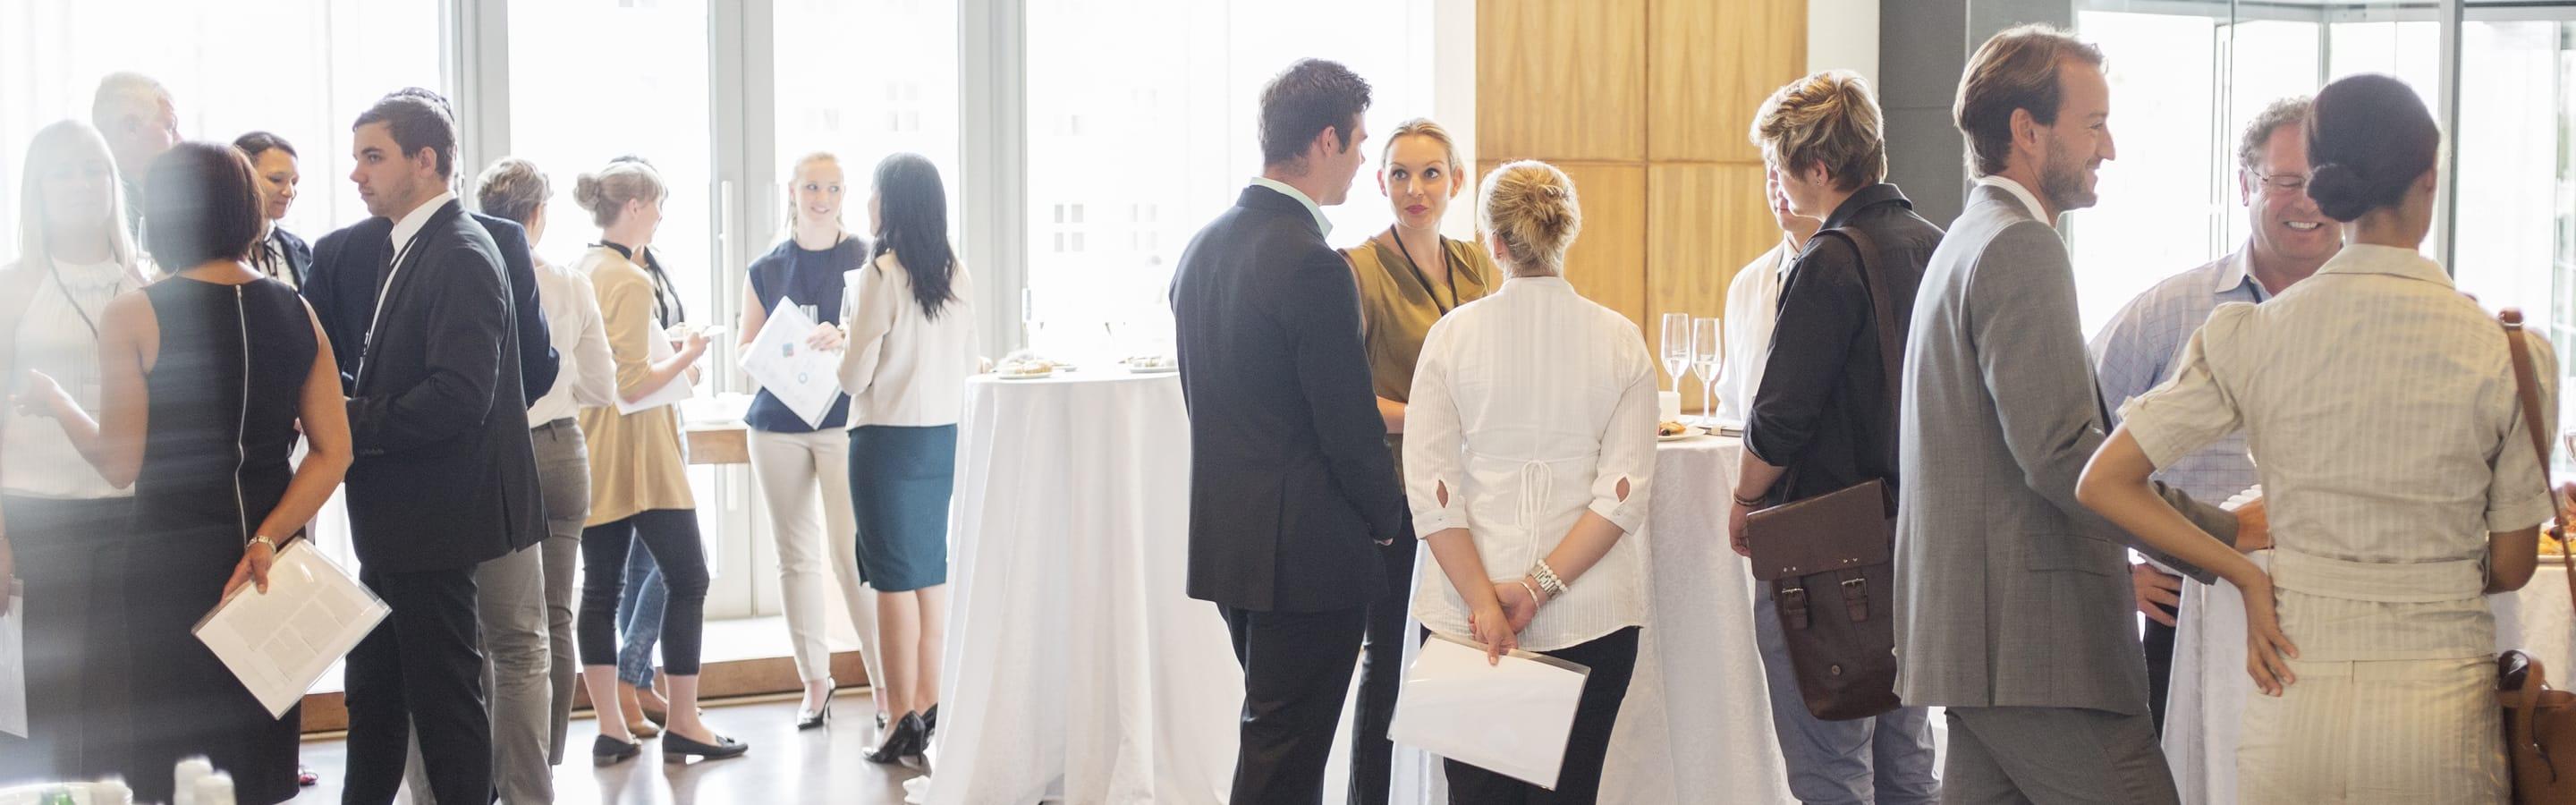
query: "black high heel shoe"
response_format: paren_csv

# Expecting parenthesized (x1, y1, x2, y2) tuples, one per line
(663, 730, 751, 763)
(797, 696, 833, 731)
(864, 711, 928, 765)
(592, 734, 643, 767)
(921, 704, 938, 739)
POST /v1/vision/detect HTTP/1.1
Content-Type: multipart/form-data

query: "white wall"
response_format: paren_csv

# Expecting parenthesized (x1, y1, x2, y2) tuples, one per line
(1808, 0, 1881, 84)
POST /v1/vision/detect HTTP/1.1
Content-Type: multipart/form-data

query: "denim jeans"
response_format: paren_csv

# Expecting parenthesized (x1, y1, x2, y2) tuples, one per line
(614, 540, 666, 687)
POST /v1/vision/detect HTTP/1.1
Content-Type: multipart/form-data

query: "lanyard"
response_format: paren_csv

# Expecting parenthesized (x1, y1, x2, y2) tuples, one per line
(357, 224, 436, 386)
(1387, 230, 1453, 315)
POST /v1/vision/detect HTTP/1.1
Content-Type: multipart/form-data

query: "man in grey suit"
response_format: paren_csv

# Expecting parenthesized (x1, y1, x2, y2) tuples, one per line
(1894, 25, 2269, 803)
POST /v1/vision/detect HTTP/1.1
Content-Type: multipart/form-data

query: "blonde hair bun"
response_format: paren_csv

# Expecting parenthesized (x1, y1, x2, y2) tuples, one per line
(1477, 160, 1581, 275)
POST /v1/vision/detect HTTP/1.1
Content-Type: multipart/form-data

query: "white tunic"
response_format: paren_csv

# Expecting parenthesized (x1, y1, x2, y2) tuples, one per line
(1402, 275, 1659, 651)
(3, 258, 135, 499)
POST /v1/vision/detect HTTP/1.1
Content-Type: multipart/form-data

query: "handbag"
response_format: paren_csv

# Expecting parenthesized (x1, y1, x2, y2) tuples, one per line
(1742, 225, 1903, 722)
(2498, 308, 2576, 804)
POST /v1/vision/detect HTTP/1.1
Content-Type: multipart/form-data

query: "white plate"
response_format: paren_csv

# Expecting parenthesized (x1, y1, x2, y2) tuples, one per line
(1657, 426, 1705, 442)
(996, 370, 1055, 381)
(1125, 365, 1178, 374)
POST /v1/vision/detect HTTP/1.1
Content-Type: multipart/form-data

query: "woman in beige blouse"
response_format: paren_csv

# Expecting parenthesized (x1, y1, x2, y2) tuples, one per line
(567, 158, 746, 764)
(1339, 116, 1497, 804)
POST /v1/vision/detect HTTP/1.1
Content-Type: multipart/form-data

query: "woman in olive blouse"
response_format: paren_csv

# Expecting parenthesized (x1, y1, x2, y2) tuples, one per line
(1337, 116, 1498, 805)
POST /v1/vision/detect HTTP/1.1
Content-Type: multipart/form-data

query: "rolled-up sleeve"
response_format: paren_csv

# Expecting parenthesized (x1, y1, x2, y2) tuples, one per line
(2117, 303, 2250, 470)
(1403, 319, 1469, 538)
(2487, 331, 2560, 530)
(1589, 327, 1659, 534)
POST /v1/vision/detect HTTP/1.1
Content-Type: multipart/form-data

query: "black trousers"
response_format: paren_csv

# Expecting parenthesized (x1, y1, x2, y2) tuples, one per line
(1444, 626, 1641, 805)
(1217, 603, 1368, 805)
(2143, 597, 2182, 734)
(1349, 538, 1415, 805)
(579, 509, 709, 674)
(0, 496, 131, 787)
(343, 565, 489, 805)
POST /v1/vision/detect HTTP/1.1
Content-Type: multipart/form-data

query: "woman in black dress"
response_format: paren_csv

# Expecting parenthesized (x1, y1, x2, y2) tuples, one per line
(19, 141, 351, 804)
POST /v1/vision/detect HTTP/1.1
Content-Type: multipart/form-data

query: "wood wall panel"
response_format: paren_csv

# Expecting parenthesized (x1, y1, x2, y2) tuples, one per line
(1648, 163, 1780, 414)
(1476, 0, 1648, 162)
(1648, 0, 1810, 163)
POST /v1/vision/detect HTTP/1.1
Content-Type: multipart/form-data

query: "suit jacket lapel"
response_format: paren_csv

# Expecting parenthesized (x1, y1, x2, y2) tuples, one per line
(358, 200, 459, 391)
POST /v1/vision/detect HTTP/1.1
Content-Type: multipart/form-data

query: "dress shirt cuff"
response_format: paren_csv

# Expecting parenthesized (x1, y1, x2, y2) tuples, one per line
(1412, 512, 1465, 539)
(2488, 487, 2556, 533)
(1588, 496, 1646, 536)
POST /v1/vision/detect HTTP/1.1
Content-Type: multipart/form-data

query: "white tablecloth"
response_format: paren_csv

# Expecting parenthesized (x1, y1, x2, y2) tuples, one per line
(930, 372, 1241, 805)
(2164, 556, 2561, 805)
(1393, 435, 1799, 804)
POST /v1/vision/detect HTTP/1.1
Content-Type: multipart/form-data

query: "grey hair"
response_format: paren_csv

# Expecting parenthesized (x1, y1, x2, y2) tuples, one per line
(474, 157, 552, 228)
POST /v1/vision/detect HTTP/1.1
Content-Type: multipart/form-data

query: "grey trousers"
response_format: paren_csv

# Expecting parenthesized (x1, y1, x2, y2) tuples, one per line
(531, 420, 590, 765)
(403, 541, 551, 804)
(1754, 588, 1941, 805)
(1942, 707, 2180, 805)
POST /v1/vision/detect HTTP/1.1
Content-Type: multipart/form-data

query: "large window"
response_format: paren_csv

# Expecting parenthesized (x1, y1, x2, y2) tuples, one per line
(771, 0, 963, 247)
(1020, 0, 1439, 360)
(2072, 0, 2576, 451)
(0, 0, 444, 261)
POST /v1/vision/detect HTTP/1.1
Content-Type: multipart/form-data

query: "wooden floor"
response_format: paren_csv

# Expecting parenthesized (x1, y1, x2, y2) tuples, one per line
(288, 691, 925, 804)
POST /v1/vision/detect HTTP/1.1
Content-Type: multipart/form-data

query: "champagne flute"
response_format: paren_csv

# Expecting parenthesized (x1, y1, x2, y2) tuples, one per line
(1659, 312, 1693, 395)
(1692, 317, 1722, 426)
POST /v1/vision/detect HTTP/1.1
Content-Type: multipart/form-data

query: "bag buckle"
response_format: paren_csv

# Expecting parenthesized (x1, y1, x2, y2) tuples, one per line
(1780, 586, 1810, 630)
(1840, 576, 1869, 622)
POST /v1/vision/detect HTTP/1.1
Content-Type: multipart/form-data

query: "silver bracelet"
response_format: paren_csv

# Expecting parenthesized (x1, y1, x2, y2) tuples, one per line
(1516, 577, 1544, 606)
(1530, 560, 1568, 598)
(249, 535, 279, 551)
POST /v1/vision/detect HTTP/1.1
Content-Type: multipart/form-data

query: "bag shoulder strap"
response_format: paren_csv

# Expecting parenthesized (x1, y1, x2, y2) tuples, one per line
(2498, 309, 2572, 604)
(1812, 226, 1902, 466)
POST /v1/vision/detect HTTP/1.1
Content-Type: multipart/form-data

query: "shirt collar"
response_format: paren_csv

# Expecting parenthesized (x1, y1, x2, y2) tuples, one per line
(1499, 274, 1573, 292)
(387, 191, 457, 254)
(2312, 242, 2452, 287)
(1775, 236, 1801, 281)
(1818, 182, 1909, 233)
(1973, 175, 2050, 225)
(1250, 177, 1332, 237)
(2212, 247, 2267, 301)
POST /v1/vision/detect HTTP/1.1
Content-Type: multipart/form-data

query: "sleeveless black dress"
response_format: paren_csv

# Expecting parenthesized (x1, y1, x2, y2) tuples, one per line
(122, 275, 311, 805)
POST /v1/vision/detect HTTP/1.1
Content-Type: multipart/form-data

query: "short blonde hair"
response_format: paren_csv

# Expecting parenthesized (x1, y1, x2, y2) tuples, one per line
(1380, 117, 1464, 175)
(474, 157, 551, 228)
(572, 159, 667, 229)
(1750, 70, 1887, 191)
(1478, 160, 1581, 275)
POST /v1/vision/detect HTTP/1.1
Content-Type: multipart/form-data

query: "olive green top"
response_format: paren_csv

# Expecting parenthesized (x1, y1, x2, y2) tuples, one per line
(1347, 233, 1499, 486)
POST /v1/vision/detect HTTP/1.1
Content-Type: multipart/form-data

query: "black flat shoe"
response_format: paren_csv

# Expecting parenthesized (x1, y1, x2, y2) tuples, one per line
(592, 734, 643, 767)
(864, 711, 928, 765)
(663, 731, 750, 763)
(797, 697, 833, 731)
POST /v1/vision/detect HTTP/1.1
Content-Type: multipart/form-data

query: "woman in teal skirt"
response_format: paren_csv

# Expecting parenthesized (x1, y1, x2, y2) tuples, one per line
(835, 152, 978, 765)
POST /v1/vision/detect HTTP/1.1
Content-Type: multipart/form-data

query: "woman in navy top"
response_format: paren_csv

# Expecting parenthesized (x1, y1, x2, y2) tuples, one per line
(733, 151, 883, 730)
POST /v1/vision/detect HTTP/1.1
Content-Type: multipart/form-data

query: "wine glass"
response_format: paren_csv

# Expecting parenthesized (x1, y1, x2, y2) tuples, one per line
(1659, 312, 1693, 394)
(1691, 318, 1722, 426)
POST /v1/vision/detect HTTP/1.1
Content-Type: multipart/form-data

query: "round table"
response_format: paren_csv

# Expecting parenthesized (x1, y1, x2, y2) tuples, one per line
(2164, 556, 2563, 805)
(928, 371, 1241, 805)
(1391, 434, 1802, 804)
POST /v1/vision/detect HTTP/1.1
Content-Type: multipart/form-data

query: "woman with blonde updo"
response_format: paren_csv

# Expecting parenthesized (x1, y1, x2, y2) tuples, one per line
(1401, 160, 1658, 802)
(567, 158, 748, 764)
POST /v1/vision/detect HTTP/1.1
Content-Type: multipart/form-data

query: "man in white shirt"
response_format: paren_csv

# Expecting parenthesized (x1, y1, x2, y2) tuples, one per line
(89, 72, 177, 241)
(1716, 174, 1820, 422)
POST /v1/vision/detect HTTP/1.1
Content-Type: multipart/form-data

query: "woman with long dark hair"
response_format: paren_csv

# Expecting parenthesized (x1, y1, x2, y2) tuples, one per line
(835, 152, 977, 764)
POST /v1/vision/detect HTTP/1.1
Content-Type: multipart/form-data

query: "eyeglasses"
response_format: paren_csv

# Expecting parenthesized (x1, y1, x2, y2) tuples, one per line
(2250, 171, 2311, 192)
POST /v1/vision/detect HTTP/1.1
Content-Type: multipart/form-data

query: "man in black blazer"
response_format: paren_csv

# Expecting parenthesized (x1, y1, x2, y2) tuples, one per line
(300, 92, 544, 805)
(1168, 59, 1400, 804)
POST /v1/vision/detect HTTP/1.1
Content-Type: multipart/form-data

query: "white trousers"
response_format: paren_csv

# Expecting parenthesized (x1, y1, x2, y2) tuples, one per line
(2238, 656, 2504, 805)
(749, 428, 884, 693)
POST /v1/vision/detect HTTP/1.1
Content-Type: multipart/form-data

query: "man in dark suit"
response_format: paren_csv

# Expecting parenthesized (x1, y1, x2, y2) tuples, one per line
(1168, 58, 1400, 804)
(299, 91, 544, 805)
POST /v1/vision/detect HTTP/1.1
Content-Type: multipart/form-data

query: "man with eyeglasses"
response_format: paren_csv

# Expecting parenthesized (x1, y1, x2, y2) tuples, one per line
(2088, 96, 2339, 749)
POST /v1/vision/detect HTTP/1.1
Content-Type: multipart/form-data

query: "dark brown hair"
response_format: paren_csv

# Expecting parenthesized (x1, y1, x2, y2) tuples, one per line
(2303, 74, 2437, 223)
(1954, 24, 2106, 176)
(232, 131, 297, 161)
(144, 141, 265, 267)
(354, 89, 458, 179)
(1258, 59, 1371, 168)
